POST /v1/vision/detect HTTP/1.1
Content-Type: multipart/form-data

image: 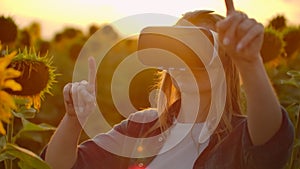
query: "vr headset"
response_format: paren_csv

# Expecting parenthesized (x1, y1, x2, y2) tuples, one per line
(137, 26, 219, 71)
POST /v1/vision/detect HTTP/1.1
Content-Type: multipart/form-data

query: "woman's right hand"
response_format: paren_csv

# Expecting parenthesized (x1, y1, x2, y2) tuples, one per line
(46, 58, 96, 169)
(63, 57, 97, 123)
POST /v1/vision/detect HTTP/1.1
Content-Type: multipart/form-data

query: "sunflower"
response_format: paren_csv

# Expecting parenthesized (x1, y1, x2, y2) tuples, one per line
(5, 48, 57, 111)
(0, 45, 22, 135)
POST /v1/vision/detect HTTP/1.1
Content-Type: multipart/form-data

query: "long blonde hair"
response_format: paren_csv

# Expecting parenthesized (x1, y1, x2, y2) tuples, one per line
(148, 10, 242, 139)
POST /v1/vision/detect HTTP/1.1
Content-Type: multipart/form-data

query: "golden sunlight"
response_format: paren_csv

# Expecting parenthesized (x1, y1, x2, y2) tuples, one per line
(1, 0, 299, 39)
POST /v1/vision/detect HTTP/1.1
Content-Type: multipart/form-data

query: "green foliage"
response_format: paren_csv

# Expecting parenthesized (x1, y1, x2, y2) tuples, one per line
(0, 102, 56, 169)
(266, 52, 300, 169)
(0, 144, 50, 169)
(264, 14, 300, 169)
(261, 27, 285, 63)
(285, 70, 300, 169)
(282, 26, 300, 58)
(0, 48, 57, 168)
(13, 118, 56, 144)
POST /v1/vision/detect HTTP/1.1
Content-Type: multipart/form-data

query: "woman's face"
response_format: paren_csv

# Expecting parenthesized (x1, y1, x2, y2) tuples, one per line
(167, 24, 219, 95)
(168, 67, 211, 94)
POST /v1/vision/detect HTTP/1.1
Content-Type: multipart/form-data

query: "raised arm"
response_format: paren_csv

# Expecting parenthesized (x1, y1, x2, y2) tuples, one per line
(216, 0, 282, 145)
(45, 57, 97, 169)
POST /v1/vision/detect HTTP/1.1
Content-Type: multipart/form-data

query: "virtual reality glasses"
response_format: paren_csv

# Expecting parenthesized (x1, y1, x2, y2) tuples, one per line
(137, 26, 219, 71)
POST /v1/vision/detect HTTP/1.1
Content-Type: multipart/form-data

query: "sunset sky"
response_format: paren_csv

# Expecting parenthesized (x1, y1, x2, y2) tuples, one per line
(1, 0, 299, 40)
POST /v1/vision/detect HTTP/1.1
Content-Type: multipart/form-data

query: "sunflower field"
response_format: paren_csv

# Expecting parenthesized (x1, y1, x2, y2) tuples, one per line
(0, 14, 299, 169)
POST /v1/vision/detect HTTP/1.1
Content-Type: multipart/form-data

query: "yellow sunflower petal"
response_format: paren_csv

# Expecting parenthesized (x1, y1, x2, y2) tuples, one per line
(0, 108, 12, 123)
(0, 122, 6, 135)
(3, 80, 22, 91)
(0, 91, 16, 110)
(33, 94, 41, 110)
(0, 72, 4, 86)
(0, 51, 16, 68)
(0, 100, 12, 123)
(4, 68, 21, 79)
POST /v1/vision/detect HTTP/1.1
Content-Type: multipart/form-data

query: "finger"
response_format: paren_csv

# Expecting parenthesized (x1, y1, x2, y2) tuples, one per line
(225, 0, 235, 15)
(71, 82, 80, 114)
(81, 89, 96, 113)
(236, 18, 257, 38)
(81, 92, 95, 104)
(220, 13, 246, 46)
(77, 84, 87, 114)
(79, 83, 95, 103)
(236, 23, 264, 52)
(217, 12, 246, 33)
(81, 80, 88, 85)
(63, 83, 77, 115)
(88, 56, 96, 89)
(63, 83, 73, 105)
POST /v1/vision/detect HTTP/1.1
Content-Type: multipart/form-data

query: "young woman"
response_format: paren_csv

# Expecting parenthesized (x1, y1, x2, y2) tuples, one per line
(44, 2, 294, 169)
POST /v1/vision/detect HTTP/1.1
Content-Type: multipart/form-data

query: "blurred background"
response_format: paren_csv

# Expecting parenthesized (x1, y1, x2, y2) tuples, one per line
(1, 0, 300, 168)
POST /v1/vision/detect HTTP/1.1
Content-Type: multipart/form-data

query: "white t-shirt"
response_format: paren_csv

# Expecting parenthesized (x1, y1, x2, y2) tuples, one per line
(146, 122, 209, 169)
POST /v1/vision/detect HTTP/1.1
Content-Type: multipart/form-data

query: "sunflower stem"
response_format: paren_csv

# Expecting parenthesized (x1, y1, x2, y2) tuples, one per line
(4, 115, 14, 169)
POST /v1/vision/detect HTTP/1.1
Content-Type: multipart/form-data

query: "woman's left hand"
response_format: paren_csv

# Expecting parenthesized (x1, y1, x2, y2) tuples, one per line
(216, 0, 264, 66)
